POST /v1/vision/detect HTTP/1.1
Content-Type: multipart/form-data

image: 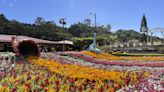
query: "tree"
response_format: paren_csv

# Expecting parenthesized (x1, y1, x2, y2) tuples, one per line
(69, 23, 92, 37)
(140, 14, 149, 43)
(34, 17, 45, 25)
(115, 29, 141, 42)
(105, 24, 112, 33)
(84, 18, 91, 26)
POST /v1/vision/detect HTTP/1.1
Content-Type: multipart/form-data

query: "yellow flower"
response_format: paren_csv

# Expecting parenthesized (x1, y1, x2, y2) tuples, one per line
(82, 51, 164, 61)
(19, 85, 27, 92)
(48, 86, 55, 92)
(0, 86, 9, 92)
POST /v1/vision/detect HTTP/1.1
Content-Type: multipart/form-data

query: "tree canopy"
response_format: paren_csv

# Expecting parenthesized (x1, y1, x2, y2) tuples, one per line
(0, 13, 162, 46)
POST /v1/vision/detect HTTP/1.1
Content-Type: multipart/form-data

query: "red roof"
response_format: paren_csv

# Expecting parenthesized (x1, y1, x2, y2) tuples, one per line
(0, 34, 73, 45)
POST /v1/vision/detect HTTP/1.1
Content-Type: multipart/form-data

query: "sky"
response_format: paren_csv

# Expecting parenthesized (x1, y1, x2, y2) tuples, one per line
(0, 0, 164, 35)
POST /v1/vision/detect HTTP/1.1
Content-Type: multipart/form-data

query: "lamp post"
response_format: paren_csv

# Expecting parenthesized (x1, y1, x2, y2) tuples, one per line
(150, 31, 153, 45)
(90, 13, 97, 28)
(161, 31, 164, 45)
(147, 30, 149, 45)
(59, 18, 66, 51)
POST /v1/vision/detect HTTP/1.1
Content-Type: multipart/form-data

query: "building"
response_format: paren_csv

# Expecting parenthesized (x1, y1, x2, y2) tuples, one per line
(0, 34, 73, 52)
(111, 42, 164, 53)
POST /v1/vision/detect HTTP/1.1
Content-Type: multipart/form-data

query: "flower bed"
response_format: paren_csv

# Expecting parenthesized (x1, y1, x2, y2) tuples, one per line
(117, 71, 164, 91)
(0, 57, 151, 91)
(39, 54, 164, 91)
(41, 53, 164, 72)
(61, 51, 164, 67)
(82, 51, 164, 61)
(29, 58, 151, 91)
(1, 51, 164, 91)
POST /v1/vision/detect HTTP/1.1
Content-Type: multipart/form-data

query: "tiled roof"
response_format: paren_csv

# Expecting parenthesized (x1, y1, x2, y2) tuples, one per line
(0, 34, 73, 45)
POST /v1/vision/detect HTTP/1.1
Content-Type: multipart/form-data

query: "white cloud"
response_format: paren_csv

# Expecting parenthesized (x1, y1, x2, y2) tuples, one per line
(68, 0, 74, 8)
(0, 0, 17, 7)
(9, 3, 14, 7)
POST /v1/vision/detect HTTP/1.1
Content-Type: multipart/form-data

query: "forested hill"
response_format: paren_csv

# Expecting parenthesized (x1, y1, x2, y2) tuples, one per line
(0, 14, 161, 43)
(0, 14, 72, 41)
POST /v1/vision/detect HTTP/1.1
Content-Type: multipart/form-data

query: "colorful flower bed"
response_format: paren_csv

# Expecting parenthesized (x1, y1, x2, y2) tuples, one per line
(0, 51, 164, 91)
(82, 51, 164, 61)
(57, 51, 164, 91)
(117, 71, 164, 91)
(60, 51, 164, 67)
(40, 53, 164, 91)
(42, 53, 164, 72)
(29, 58, 151, 91)
(0, 58, 150, 92)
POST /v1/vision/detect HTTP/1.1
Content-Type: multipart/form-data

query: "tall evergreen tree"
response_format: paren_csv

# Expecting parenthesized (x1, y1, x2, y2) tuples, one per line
(140, 14, 149, 43)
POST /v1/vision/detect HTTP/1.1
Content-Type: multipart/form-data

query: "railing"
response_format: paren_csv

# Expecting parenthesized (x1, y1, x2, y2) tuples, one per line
(112, 42, 163, 48)
(0, 52, 16, 62)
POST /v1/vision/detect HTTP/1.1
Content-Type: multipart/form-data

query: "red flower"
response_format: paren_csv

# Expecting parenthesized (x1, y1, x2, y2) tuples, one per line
(69, 79, 75, 84)
(35, 76, 39, 84)
(27, 75, 31, 80)
(45, 79, 49, 85)
(105, 83, 109, 89)
(160, 81, 164, 87)
(55, 80, 60, 91)
(98, 87, 103, 92)
(78, 85, 83, 92)
(25, 82, 31, 89)
(11, 88, 17, 92)
(40, 83, 45, 88)
(14, 75, 17, 79)
(55, 80, 60, 85)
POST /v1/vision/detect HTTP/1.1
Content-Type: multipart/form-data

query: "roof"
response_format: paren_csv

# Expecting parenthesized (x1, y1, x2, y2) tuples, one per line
(57, 40, 73, 45)
(0, 34, 73, 45)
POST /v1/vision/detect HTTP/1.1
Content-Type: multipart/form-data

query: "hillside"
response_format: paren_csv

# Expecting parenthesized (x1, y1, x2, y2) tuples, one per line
(0, 13, 161, 44)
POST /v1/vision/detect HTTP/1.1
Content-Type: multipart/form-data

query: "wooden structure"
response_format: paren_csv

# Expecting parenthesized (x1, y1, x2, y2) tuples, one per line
(0, 34, 73, 52)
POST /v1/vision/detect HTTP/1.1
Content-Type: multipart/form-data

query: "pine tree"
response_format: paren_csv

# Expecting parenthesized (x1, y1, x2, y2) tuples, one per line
(140, 14, 149, 43)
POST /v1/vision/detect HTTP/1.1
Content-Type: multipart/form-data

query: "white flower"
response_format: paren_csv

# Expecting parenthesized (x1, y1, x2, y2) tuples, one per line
(11, 63, 15, 68)
(1, 67, 4, 71)
(134, 90, 138, 92)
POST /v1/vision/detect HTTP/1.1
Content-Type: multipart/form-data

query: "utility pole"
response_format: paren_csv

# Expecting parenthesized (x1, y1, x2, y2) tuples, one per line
(94, 13, 96, 28)
(59, 18, 66, 51)
(90, 13, 97, 29)
(147, 30, 149, 44)
(161, 31, 164, 45)
(150, 31, 153, 45)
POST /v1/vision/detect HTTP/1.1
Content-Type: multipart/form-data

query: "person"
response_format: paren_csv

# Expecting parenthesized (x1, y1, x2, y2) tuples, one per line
(11, 60, 15, 70)
(1, 57, 7, 72)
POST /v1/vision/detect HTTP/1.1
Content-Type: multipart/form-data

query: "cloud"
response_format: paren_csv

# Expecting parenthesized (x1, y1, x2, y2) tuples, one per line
(68, 0, 74, 8)
(9, 3, 14, 7)
(0, 0, 16, 7)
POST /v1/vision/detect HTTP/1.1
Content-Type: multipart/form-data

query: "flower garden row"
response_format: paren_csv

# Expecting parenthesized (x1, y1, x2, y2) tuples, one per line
(0, 51, 164, 91)
(82, 51, 164, 61)
(80, 51, 164, 91)
(117, 70, 164, 91)
(57, 51, 164, 91)
(41, 52, 164, 91)
(30, 58, 152, 91)
(59, 51, 164, 67)
(0, 58, 150, 92)
(41, 52, 164, 72)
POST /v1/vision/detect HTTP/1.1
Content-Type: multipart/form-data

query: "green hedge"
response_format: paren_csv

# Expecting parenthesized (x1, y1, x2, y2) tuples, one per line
(72, 37, 106, 50)
(112, 53, 164, 56)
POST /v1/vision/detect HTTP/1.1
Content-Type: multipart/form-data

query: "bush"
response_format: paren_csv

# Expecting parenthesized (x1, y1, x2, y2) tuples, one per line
(158, 47, 164, 54)
(112, 53, 164, 56)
